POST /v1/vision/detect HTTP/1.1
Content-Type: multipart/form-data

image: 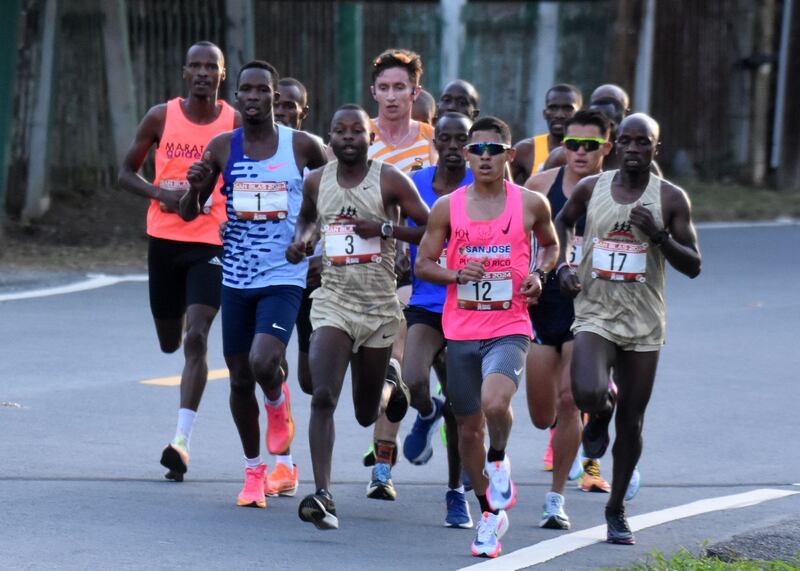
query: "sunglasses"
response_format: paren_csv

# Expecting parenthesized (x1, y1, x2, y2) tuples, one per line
(465, 142, 510, 156)
(563, 137, 607, 152)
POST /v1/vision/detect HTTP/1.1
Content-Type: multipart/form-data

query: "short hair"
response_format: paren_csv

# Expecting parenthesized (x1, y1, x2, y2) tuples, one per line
(237, 60, 279, 90)
(545, 83, 583, 108)
(371, 48, 423, 86)
(565, 109, 610, 137)
(186, 41, 223, 65)
(331, 103, 369, 124)
(435, 111, 472, 131)
(469, 116, 512, 145)
(277, 77, 308, 105)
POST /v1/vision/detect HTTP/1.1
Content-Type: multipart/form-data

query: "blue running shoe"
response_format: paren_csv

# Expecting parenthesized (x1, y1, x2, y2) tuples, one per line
(445, 489, 473, 528)
(403, 396, 445, 465)
(625, 466, 641, 501)
(366, 463, 396, 501)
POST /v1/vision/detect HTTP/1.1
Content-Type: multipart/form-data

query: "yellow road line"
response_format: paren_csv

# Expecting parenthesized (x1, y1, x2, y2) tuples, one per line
(140, 368, 229, 386)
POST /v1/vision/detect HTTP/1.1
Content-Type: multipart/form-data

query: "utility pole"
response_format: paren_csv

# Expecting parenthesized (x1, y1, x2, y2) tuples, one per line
(335, 3, 363, 106)
(0, 0, 22, 226)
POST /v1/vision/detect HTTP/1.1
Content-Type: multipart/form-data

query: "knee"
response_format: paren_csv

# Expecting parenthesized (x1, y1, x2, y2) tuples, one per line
(616, 409, 644, 435)
(556, 387, 578, 417)
(183, 326, 209, 358)
(229, 372, 253, 396)
(354, 406, 378, 428)
(482, 398, 510, 423)
(572, 384, 607, 414)
(249, 349, 282, 386)
(531, 413, 553, 431)
(457, 421, 483, 448)
(405, 373, 430, 410)
(311, 386, 338, 413)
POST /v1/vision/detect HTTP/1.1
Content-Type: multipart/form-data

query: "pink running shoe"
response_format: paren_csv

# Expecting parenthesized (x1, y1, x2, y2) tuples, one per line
(266, 382, 295, 455)
(542, 427, 556, 471)
(237, 464, 267, 508)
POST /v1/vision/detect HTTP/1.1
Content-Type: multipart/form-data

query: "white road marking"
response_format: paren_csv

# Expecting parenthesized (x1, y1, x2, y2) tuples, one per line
(0, 273, 147, 302)
(695, 218, 799, 229)
(458, 488, 798, 570)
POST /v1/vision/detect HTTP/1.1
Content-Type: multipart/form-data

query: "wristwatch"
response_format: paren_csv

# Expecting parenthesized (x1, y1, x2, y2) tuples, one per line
(651, 229, 670, 246)
(532, 268, 547, 283)
(380, 221, 394, 239)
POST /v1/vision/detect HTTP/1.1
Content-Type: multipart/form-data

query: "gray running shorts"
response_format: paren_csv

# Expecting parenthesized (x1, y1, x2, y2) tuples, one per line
(446, 335, 530, 416)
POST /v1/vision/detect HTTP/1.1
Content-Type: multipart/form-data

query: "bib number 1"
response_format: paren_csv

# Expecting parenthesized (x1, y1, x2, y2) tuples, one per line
(232, 181, 288, 221)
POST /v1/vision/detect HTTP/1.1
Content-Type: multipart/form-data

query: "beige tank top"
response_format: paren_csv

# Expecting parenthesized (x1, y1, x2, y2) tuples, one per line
(573, 170, 666, 345)
(312, 159, 401, 317)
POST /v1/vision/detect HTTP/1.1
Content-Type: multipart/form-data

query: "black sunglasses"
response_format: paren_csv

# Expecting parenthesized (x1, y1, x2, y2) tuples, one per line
(465, 142, 510, 156)
(563, 137, 606, 152)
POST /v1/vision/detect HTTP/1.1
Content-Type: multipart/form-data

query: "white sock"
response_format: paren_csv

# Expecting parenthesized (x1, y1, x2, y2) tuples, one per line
(245, 455, 263, 469)
(266, 390, 285, 408)
(276, 454, 293, 468)
(175, 408, 197, 445)
(419, 399, 437, 420)
(450, 485, 465, 494)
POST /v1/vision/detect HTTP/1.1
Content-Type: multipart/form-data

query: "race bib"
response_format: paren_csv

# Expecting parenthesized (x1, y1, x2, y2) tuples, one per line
(324, 223, 382, 266)
(568, 236, 584, 268)
(457, 270, 513, 311)
(232, 181, 288, 221)
(159, 179, 211, 214)
(591, 238, 647, 282)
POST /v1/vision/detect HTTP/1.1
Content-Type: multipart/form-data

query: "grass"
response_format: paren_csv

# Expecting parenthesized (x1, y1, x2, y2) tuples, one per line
(681, 180, 800, 222)
(605, 548, 800, 570)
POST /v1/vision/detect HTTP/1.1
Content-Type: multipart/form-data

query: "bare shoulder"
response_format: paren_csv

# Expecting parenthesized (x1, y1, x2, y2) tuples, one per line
(658, 177, 692, 210)
(304, 163, 326, 187)
(524, 167, 560, 194)
(520, 185, 551, 211)
(574, 173, 602, 195)
(513, 137, 534, 153)
(379, 161, 413, 187)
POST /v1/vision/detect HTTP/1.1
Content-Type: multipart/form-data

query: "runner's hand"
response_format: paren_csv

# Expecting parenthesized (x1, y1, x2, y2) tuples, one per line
(156, 187, 185, 213)
(557, 266, 582, 298)
(186, 152, 214, 186)
(630, 204, 659, 239)
(459, 257, 488, 283)
(520, 274, 543, 305)
(395, 248, 411, 283)
(351, 218, 381, 239)
(286, 241, 309, 264)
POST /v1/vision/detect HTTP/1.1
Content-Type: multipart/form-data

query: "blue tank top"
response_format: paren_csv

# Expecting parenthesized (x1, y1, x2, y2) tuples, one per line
(408, 166, 474, 313)
(541, 167, 585, 299)
(221, 125, 308, 289)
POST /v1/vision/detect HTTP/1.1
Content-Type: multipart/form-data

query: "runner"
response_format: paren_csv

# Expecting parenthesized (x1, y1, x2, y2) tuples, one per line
(401, 112, 475, 528)
(288, 104, 429, 529)
(360, 49, 437, 491)
(180, 60, 327, 508)
(555, 113, 701, 544)
(412, 88, 436, 125)
(437, 79, 481, 120)
(117, 41, 239, 482)
(524, 109, 613, 530)
(510, 84, 582, 184)
(415, 116, 559, 557)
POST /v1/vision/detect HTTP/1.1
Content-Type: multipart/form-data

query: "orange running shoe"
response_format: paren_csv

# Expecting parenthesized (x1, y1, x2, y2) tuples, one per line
(237, 464, 267, 508)
(266, 463, 299, 497)
(266, 382, 295, 455)
(579, 459, 610, 493)
(542, 428, 555, 471)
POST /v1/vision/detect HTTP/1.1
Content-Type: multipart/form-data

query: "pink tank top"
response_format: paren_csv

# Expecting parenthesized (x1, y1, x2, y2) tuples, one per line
(442, 181, 533, 341)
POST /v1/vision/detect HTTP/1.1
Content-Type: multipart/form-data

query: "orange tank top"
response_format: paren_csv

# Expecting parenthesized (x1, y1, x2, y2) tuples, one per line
(148, 97, 236, 245)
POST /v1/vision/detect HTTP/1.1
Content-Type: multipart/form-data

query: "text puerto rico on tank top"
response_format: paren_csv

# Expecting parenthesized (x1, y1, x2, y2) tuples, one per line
(150, 97, 235, 245)
(442, 181, 533, 341)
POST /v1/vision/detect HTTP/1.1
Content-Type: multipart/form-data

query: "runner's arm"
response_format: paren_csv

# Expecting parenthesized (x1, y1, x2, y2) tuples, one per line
(630, 183, 701, 278)
(388, 167, 429, 245)
(287, 169, 321, 263)
(541, 147, 566, 171)
(117, 105, 167, 202)
(510, 139, 533, 184)
(554, 176, 595, 269)
(528, 192, 559, 273)
(414, 198, 457, 285)
(180, 135, 225, 222)
(295, 131, 328, 172)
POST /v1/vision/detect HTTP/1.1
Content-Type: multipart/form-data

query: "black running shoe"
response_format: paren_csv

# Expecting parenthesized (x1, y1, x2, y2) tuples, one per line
(384, 358, 410, 423)
(605, 506, 635, 545)
(299, 490, 339, 530)
(582, 385, 617, 459)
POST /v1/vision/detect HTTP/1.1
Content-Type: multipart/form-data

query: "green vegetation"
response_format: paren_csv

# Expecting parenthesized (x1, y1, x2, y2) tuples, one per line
(681, 181, 800, 222)
(604, 548, 800, 570)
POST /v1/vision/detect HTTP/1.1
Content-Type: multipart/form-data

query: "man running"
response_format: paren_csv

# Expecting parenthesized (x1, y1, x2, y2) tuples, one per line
(510, 84, 582, 184)
(555, 113, 701, 544)
(437, 79, 481, 120)
(416, 117, 559, 558)
(181, 60, 327, 509)
(360, 48, 436, 491)
(118, 41, 239, 482)
(288, 104, 429, 530)
(524, 109, 614, 530)
(401, 112, 475, 528)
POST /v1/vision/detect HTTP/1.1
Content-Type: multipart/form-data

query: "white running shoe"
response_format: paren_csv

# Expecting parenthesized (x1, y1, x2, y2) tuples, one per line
(470, 510, 509, 558)
(539, 491, 570, 530)
(625, 466, 641, 501)
(485, 456, 516, 511)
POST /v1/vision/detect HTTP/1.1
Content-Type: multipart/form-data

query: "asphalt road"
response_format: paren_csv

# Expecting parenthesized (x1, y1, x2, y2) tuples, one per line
(1, 223, 798, 570)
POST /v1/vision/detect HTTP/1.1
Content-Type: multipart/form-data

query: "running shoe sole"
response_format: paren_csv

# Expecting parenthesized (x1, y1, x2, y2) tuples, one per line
(406, 440, 436, 466)
(580, 481, 610, 493)
(366, 482, 397, 501)
(607, 534, 636, 545)
(385, 378, 410, 423)
(266, 484, 298, 497)
(236, 497, 266, 509)
(539, 515, 570, 530)
(445, 519, 474, 529)
(160, 446, 188, 476)
(485, 481, 517, 512)
(471, 545, 501, 558)
(164, 470, 184, 482)
(299, 496, 338, 530)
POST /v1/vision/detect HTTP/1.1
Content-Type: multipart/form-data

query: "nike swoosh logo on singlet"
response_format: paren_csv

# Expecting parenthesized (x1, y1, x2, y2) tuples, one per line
(501, 218, 512, 234)
(267, 163, 287, 171)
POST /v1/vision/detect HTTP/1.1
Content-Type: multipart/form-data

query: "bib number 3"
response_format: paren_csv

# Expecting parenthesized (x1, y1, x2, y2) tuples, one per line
(324, 223, 382, 266)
